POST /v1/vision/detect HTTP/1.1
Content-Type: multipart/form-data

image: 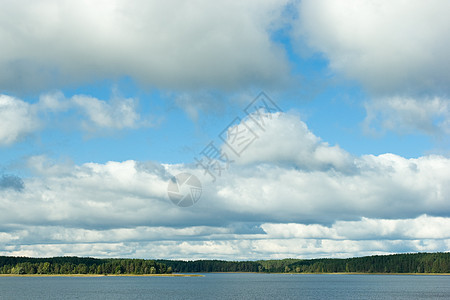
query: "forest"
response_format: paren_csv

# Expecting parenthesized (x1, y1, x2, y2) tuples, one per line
(0, 256, 171, 275)
(158, 252, 450, 274)
(0, 252, 448, 275)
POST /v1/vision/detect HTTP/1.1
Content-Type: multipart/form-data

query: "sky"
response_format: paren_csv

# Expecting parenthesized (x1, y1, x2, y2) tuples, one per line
(0, 0, 449, 260)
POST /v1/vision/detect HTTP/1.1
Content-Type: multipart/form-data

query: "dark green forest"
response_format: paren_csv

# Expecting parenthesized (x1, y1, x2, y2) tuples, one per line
(0, 256, 171, 275)
(157, 252, 450, 274)
(1, 252, 449, 275)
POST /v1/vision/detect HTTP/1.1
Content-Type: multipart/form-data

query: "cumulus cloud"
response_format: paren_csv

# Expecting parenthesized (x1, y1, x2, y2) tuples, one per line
(0, 112, 449, 259)
(38, 91, 149, 130)
(0, 95, 40, 145)
(295, 0, 450, 95)
(261, 215, 450, 240)
(0, 92, 149, 146)
(364, 96, 450, 135)
(2, 113, 449, 228)
(0, 0, 291, 93)
(294, 0, 450, 136)
(37, 90, 70, 112)
(222, 112, 354, 172)
(72, 95, 143, 130)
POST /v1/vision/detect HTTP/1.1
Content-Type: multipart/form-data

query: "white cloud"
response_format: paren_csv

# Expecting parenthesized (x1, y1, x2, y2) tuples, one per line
(295, 0, 450, 95)
(222, 112, 354, 172)
(2, 113, 449, 228)
(0, 94, 40, 145)
(0, 92, 149, 146)
(212, 152, 450, 223)
(293, 0, 450, 137)
(364, 96, 450, 135)
(1, 112, 449, 259)
(0, 0, 291, 93)
(1, 216, 450, 259)
(38, 90, 70, 112)
(72, 95, 143, 130)
(261, 215, 450, 240)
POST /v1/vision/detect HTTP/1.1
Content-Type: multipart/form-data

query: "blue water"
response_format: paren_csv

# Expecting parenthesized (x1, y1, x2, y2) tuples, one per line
(0, 273, 449, 299)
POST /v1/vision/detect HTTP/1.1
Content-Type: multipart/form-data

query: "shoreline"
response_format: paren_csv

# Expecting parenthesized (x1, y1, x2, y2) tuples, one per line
(1, 272, 449, 277)
(198, 272, 450, 276)
(0, 273, 204, 277)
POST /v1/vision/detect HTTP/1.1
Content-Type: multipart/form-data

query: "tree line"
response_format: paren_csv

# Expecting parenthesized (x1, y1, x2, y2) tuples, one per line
(0, 256, 171, 275)
(1, 252, 448, 275)
(157, 252, 450, 274)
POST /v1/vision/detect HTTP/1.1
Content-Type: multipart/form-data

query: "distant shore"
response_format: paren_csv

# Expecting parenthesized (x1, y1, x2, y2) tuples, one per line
(1, 272, 449, 277)
(287, 272, 450, 276)
(188, 271, 450, 276)
(3, 253, 448, 275)
(0, 273, 204, 277)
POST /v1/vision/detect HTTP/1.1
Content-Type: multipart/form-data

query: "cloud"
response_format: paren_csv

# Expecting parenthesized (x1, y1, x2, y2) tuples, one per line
(0, 112, 449, 259)
(2, 113, 449, 228)
(222, 112, 355, 172)
(170, 91, 229, 121)
(294, 0, 450, 95)
(0, 95, 40, 145)
(0, 92, 150, 146)
(37, 90, 70, 112)
(364, 96, 450, 135)
(0, 0, 291, 93)
(0, 174, 24, 192)
(72, 95, 144, 130)
(293, 0, 450, 137)
(261, 215, 450, 240)
(4, 157, 176, 228)
(1, 216, 450, 259)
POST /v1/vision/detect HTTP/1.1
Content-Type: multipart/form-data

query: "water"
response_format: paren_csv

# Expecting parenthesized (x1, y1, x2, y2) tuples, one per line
(0, 273, 449, 299)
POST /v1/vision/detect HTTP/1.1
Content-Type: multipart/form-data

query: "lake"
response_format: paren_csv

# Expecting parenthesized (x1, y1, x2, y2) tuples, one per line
(1, 273, 449, 299)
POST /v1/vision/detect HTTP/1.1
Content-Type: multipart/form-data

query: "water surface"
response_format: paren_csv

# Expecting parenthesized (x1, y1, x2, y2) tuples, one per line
(0, 273, 449, 299)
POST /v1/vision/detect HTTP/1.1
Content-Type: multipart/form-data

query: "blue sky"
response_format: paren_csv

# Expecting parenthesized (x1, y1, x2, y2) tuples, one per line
(0, 0, 449, 259)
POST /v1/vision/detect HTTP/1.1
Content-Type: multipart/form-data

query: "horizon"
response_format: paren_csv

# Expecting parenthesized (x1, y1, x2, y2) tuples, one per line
(0, 0, 449, 261)
(2, 251, 448, 262)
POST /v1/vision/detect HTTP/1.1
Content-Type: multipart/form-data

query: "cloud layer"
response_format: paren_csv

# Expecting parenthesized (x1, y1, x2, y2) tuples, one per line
(295, 0, 450, 136)
(1, 112, 449, 259)
(0, 0, 291, 93)
(295, 0, 450, 95)
(1, 1, 449, 260)
(2, 215, 450, 259)
(3, 0, 449, 138)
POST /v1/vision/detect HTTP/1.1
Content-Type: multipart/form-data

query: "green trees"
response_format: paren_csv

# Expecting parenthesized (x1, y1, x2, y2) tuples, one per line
(158, 253, 450, 274)
(0, 257, 172, 275)
(1, 253, 448, 275)
(286, 253, 450, 274)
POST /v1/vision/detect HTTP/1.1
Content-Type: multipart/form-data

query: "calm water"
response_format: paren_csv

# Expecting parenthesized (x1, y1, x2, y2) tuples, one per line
(0, 273, 449, 299)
